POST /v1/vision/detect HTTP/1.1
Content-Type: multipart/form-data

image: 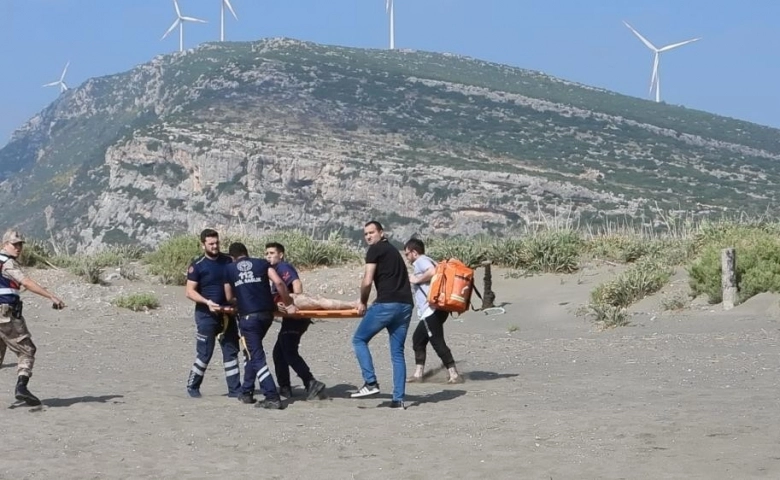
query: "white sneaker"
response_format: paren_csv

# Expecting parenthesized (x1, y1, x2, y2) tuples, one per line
(350, 382, 380, 398)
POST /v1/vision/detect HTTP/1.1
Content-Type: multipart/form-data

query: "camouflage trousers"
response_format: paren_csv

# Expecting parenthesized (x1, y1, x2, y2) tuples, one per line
(0, 307, 36, 377)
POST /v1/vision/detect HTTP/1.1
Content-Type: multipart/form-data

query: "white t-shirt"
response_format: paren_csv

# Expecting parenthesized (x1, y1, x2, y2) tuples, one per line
(411, 255, 436, 320)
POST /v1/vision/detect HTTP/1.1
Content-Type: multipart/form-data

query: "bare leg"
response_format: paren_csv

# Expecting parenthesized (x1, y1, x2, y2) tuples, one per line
(291, 293, 358, 311)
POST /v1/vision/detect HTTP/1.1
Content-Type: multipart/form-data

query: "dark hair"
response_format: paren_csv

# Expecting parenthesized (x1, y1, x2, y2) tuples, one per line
(364, 220, 384, 231)
(199, 228, 219, 243)
(228, 242, 249, 257)
(265, 242, 285, 254)
(404, 238, 425, 254)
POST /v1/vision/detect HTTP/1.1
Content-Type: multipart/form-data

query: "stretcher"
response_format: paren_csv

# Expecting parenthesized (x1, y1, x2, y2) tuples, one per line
(273, 309, 362, 319)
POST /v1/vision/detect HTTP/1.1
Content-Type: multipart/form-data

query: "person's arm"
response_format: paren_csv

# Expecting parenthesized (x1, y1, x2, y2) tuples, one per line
(358, 263, 377, 314)
(4, 259, 65, 308)
(410, 265, 436, 285)
(291, 278, 303, 294)
(269, 268, 298, 314)
(224, 282, 235, 304)
(186, 279, 220, 311)
(20, 277, 65, 308)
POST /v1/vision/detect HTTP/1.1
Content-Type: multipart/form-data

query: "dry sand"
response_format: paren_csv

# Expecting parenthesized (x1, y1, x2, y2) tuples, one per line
(2, 262, 780, 479)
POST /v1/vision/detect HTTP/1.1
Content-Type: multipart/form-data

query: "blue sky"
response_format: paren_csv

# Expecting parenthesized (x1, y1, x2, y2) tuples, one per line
(1, 1, 779, 147)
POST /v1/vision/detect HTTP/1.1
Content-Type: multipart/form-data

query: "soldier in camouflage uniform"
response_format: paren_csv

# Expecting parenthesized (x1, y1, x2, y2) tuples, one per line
(0, 230, 66, 406)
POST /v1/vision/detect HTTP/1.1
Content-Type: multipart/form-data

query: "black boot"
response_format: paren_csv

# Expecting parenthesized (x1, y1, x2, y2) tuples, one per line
(15, 375, 41, 406)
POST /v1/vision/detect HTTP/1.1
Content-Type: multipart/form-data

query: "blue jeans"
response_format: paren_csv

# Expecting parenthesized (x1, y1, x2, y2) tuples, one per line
(352, 302, 413, 402)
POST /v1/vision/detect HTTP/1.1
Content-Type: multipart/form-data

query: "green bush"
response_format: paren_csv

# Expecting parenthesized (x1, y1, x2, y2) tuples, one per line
(143, 235, 201, 285)
(427, 230, 581, 273)
(589, 256, 673, 327)
(425, 236, 493, 268)
(522, 230, 582, 273)
(50, 245, 146, 285)
(112, 293, 160, 311)
(586, 234, 660, 263)
(17, 240, 54, 267)
(144, 230, 361, 285)
(688, 225, 780, 303)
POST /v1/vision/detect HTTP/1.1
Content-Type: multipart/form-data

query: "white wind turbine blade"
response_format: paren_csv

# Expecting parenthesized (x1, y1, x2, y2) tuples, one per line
(162, 18, 180, 39)
(60, 61, 70, 81)
(658, 37, 701, 52)
(173, 0, 182, 18)
(623, 21, 658, 51)
(224, 0, 237, 19)
(60, 82, 68, 92)
(181, 16, 207, 23)
(42, 81, 60, 87)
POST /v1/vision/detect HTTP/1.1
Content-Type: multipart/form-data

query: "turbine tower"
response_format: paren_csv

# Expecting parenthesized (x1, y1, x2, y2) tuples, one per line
(623, 21, 700, 103)
(386, 0, 394, 50)
(220, 0, 238, 42)
(43, 62, 70, 93)
(162, 0, 207, 52)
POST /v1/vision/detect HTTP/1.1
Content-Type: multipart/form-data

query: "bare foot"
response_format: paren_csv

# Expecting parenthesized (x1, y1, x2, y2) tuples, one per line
(406, 376, 424, 383)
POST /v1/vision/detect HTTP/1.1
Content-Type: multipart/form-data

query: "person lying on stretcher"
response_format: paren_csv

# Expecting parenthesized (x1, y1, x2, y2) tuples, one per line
(218, 293, 358, 315)
(274, 293, 359, 314)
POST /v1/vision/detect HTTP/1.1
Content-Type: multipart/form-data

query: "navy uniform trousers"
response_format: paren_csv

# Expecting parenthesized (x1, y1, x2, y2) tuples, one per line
(187, 310, 241, 396)
(238, 311, 280, 400)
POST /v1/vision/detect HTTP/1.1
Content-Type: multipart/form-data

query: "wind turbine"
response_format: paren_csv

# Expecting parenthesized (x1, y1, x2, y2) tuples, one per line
(161, 0, 207, 52)
(386, 0, 394, 50)
(43, 62, 70, 93)
(220, 0, 238, 42)
(623, 21, 700, 103)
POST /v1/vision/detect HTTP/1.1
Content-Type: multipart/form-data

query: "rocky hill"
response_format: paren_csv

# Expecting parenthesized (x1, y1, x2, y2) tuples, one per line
(2, 38, 779, 251)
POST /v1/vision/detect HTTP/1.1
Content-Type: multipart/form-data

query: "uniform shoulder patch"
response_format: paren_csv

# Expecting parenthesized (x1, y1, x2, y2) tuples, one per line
(188, 266, 194, 273)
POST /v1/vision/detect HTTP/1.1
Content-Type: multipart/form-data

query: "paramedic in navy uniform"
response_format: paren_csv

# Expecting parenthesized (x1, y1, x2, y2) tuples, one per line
(224, 242, 298, 409)
(185, 228, 241, 398)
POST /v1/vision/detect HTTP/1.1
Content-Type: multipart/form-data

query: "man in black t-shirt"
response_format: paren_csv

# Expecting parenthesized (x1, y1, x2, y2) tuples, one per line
(350, 221, 414, 409)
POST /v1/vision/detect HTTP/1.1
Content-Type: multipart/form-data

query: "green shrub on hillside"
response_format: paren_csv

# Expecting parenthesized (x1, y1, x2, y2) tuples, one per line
(688, 225, 780, 303)
(426, 229, 582, 273)
(142, 235, 202, 285)
(143, 230, 360, 285)
(588, 255, 673, 328)
(112, 293, 160, 311)
(17, 240, 54, 267)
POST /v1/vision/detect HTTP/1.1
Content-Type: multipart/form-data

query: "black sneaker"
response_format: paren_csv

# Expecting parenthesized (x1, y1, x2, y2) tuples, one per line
(279, 386, 293, 398)
(350, 382, 380, 398)
(389, 400, 406, 410)
(256, 398, 285, 410)
(306, 379, 326, 400)
(237, 392, 256, 404)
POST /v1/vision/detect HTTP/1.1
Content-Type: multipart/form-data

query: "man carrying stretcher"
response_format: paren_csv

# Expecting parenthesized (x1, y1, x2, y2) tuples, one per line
(265, 242, 328, 400)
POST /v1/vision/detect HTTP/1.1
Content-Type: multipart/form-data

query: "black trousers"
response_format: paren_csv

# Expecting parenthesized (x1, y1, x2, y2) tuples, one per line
(411, 309, 456, 369)
(272, 318, 314, 389)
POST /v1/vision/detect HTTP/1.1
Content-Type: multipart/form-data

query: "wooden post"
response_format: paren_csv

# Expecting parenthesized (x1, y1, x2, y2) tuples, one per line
(721, 248, 737, 310)
(480, 260, 496, 309)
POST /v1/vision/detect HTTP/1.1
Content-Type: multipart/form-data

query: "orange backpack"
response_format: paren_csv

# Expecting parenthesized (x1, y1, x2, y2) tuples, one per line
(426, 258, 482, 314)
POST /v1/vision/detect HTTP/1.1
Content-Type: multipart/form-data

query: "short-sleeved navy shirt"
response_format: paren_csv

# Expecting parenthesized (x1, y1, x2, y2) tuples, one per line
(270, 261, 300, 295)
(365, 239, 413, 305)
(225, 257, 275, 315)
(187, 253, 232, 312)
